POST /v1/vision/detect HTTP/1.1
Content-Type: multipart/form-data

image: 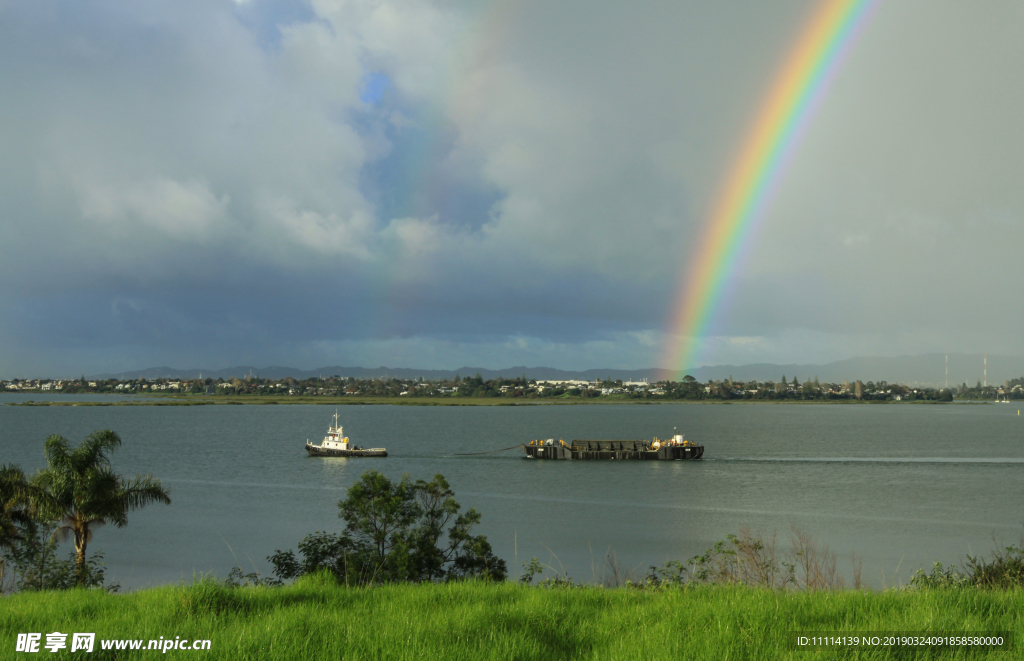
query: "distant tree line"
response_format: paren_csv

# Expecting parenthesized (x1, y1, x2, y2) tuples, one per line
(10, 373, 1024, 401)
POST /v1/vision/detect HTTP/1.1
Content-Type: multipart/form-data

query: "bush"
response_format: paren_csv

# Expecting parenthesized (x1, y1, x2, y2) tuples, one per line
(911, 542, 1024, 589)
(2, 520, 116, 593)
(643, 526, 861, 591)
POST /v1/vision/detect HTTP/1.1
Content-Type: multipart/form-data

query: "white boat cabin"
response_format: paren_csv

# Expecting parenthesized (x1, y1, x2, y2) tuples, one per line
(318, 412, 350, 450)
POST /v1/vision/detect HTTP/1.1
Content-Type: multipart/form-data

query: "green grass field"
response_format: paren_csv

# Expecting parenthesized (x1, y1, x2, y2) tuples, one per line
(3, 578, 1020, 660)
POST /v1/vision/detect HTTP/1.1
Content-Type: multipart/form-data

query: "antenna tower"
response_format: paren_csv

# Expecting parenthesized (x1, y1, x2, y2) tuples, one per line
(984, 353, 987, 388)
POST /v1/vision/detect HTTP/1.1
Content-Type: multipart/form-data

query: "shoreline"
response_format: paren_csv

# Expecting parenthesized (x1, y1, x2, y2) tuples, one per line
(1, 395, 995, 407)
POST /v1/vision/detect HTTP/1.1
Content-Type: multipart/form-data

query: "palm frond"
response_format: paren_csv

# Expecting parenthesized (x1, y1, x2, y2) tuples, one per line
(51, 524, 74, 543)
(42, 435, 72, 471)
(78, 430, 122, 469)
(0, 464, 28, 484)
(0, 464, 30, 507)
(0, 464, 35, 548)
(120, 476, 172, 511)
(81, 520, 107, 545)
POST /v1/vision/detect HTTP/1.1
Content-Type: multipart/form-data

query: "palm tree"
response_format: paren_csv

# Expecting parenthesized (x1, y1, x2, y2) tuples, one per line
(32, 430, 171, 586)
(0, 464, 34, 552)
(0, 465, 31, 583)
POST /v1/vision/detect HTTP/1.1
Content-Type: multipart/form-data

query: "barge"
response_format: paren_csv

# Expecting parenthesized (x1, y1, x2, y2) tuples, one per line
(305, 412, 387, 458)
(524, 432, 703, 461)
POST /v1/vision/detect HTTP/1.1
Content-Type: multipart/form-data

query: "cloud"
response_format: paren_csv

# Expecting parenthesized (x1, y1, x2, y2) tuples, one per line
(258, 194, 375, 259)
(78, 177, 230, 242)
(1, 0, 1024, 375)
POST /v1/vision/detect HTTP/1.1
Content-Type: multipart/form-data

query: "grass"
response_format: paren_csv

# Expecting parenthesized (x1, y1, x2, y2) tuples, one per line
(2, 578, 1020, 659)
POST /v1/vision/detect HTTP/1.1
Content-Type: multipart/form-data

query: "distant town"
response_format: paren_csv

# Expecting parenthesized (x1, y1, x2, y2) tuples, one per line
(3, 373, 1024, 401)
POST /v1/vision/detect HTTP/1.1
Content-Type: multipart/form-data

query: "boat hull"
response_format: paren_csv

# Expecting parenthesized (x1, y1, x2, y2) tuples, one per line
(525, 440, 703, 461)
(305, 443, 387, 458)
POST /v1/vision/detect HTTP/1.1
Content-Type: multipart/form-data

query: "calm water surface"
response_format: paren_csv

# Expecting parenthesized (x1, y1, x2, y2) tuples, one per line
(0, 393, 157, 404)
(2, 402, 1023, 589)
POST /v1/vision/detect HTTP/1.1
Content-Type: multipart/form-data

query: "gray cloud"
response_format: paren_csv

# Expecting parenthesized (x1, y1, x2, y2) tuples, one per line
(1, 0, 1023, 375)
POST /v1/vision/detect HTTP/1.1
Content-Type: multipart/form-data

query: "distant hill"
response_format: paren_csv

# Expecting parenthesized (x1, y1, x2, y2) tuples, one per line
(89, 365, 666, 383)
(685, 353, 1024, 388)
(88, 353, 1024, 388)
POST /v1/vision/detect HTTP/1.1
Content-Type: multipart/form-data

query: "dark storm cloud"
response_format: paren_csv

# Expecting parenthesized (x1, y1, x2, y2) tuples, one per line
(1, 0, 1023, 375)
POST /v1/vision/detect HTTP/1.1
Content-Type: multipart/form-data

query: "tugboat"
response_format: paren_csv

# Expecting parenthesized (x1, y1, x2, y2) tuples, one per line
(524, 429, 702, 461)
(305, 412, 387, 458)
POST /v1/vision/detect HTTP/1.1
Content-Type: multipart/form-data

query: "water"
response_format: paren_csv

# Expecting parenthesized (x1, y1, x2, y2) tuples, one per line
(2, 401, 1023, 589)
(0, 393, 162, 404)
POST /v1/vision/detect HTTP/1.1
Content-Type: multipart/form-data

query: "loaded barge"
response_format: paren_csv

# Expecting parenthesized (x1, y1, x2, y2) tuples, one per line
(524, 433, 703, 461)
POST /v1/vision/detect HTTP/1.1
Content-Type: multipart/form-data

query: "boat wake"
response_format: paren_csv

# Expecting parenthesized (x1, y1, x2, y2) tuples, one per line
(712, 456, 1024, 464)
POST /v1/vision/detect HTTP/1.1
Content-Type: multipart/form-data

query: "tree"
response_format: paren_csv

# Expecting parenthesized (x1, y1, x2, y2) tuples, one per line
(0, 465, 33, 554)
(271, 470, 506, 585)
(343, 470, 419, 565)
(32, 431, 171, 586)
(1, 464, 37, 589)
(3, 518, 113, 592)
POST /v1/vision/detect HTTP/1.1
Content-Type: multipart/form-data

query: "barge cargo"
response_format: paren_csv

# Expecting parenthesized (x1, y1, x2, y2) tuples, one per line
(524, 433, 703, 461)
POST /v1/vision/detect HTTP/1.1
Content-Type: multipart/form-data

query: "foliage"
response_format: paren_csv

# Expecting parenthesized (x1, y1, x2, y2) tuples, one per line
(0, 464, 34, 558)
(267, 531, 359, 584)
(31, 430, 171, 586)
(643, 527, 861, 591)
(518, 557, 544, 584)
(517, 557, 578, 588)
(910, 542, 1024, 589)
(909, 561, 972, 590)
(1, 519, 116, 592)
(0, 466, 36, 592)
(270, 470, 506, 585)
(966, 543, 1024, 588)
(223, 566, 281, 588)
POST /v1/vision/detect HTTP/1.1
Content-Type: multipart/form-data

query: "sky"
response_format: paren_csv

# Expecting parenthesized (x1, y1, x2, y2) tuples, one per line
(2, 0, 1023, 377)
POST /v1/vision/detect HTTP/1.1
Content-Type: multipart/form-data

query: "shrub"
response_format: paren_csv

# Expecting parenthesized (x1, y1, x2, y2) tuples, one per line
(911, 542, 1024, 589)
(2, 520, 116, 592)
(643, 526, 861, 591)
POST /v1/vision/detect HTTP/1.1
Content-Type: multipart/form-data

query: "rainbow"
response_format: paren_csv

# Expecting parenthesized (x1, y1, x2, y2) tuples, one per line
(661, 0, 880, 379)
